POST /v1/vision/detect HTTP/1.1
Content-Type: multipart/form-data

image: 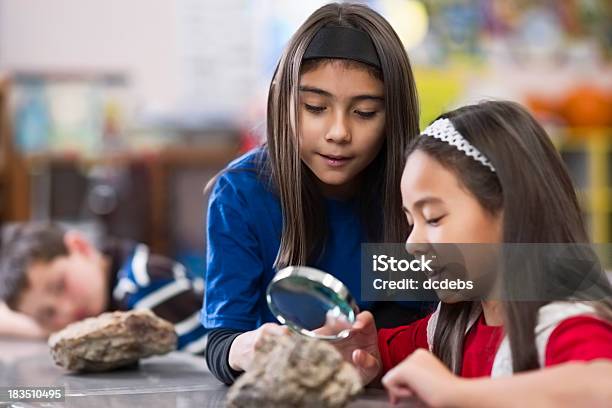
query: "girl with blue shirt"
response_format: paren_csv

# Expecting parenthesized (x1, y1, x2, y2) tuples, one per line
(202, 2, 425, 384)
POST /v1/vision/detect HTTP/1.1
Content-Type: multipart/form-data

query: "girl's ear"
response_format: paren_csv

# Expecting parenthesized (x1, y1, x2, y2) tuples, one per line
(63, 230, 94, 257)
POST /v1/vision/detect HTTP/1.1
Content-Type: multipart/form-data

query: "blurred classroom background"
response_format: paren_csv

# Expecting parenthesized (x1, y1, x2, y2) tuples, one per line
(0, 0, 611, 276)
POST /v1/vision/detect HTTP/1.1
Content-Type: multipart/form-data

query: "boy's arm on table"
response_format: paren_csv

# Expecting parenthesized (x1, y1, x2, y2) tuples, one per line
(0, 302, 47, 339)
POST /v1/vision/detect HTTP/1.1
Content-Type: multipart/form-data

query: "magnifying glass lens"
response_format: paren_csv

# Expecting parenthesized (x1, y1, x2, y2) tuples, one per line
(266, 267, 358, 340)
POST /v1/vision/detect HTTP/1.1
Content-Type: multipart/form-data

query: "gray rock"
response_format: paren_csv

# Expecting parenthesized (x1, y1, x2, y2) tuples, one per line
(226, 334, 362, 408)
(48, 309, 177, 372)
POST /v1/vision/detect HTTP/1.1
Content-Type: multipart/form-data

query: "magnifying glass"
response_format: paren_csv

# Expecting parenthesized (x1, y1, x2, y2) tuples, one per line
(266, 266, 359, 340)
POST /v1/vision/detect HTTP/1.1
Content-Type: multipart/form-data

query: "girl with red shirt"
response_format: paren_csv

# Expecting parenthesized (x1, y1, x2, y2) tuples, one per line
(334, 101, 612, 407)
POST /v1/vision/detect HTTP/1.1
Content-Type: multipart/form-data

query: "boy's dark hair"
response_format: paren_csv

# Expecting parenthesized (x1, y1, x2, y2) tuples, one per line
(0, 222, 68, 308)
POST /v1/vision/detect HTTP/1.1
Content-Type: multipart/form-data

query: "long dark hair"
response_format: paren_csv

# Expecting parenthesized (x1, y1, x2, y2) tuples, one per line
(405, 100, 612, 373)
(267, 2, 419, 267)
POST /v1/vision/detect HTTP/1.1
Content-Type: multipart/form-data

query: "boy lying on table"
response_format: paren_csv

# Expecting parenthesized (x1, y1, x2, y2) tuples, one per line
(0, 222, 207, 354)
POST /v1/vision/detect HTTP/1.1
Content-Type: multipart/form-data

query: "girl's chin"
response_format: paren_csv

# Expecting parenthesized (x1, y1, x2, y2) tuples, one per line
(319, 178, 351, 187)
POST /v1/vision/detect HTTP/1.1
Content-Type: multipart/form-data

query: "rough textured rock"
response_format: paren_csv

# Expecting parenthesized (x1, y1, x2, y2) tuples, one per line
(48, 309, 177, 372)
(226, 334, 362, 408)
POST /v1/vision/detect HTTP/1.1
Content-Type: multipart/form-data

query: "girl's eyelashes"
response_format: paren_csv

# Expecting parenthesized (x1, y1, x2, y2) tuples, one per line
(304, 103, 326, 114)
(426, 215, 445, 226)
(354, 110, 378, 119)
(302, 102, 379, 119)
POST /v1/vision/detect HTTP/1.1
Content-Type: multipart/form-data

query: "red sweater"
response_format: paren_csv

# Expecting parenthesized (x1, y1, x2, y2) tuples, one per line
(378, 313, 612, 377)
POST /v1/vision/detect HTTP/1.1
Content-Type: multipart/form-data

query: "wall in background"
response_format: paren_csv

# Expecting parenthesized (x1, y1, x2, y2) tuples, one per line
(0, 0, 181, 115)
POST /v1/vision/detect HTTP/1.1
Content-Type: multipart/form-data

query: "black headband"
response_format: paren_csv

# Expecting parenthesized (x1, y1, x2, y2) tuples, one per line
(303, 25, 381, 69)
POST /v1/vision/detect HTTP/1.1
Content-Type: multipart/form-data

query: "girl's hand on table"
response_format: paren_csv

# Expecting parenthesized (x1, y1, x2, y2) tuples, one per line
(382, 348, 464, 407)
(228, 323, 289, 372)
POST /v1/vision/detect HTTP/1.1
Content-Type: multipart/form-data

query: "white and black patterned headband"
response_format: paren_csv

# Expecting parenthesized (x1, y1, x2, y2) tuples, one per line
(421, 118, 496, 173)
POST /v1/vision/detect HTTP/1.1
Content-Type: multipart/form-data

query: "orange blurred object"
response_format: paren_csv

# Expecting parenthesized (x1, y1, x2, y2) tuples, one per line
(559, 85, 612, 128)
(525, 94, 562, 124)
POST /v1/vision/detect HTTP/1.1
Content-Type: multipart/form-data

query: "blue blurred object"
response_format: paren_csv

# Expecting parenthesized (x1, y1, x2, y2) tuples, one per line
(14, 81, 50, 152)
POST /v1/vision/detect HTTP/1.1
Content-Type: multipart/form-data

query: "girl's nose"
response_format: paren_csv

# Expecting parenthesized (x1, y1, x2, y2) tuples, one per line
(405, 229, 430, 257)
(325, 112, 351, 143)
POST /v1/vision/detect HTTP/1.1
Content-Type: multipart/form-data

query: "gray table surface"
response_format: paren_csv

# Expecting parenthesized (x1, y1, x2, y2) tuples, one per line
(0, 338, 415, 407)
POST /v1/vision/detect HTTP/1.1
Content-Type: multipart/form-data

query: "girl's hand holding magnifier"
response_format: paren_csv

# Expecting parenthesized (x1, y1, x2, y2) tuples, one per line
(331, 311, 383, 386)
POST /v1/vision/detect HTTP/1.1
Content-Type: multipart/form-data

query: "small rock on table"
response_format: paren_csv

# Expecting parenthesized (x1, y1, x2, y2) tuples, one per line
(48, 309, 177, 372)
